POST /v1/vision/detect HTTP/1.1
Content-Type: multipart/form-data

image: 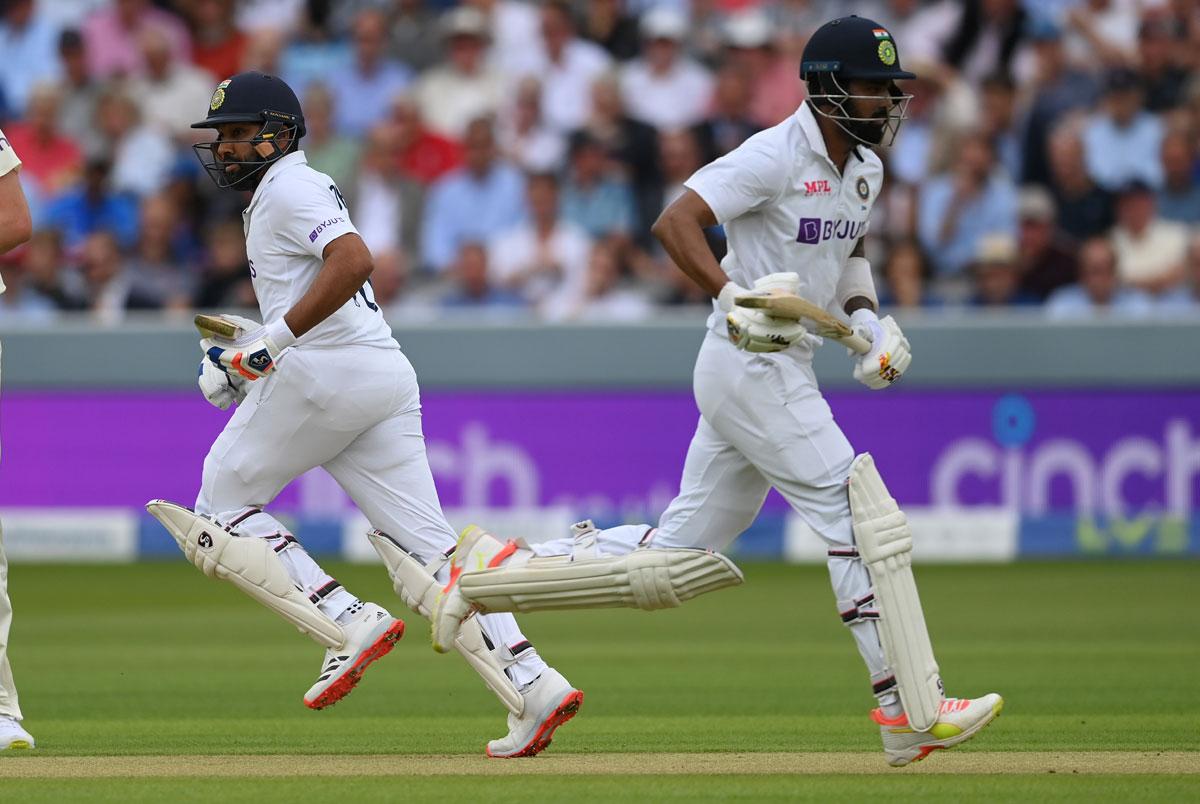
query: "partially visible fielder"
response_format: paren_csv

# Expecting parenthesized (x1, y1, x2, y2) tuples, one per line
(431, 17, 1002, 767)
(0, 126, 35, 751)
(148, 71, 581, 757)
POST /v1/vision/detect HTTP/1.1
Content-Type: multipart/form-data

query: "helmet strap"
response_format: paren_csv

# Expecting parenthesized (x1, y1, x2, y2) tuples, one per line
(253, 120, 296, 159)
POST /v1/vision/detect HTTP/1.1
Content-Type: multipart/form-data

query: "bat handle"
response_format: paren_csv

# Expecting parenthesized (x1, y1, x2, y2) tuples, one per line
(837, 333, 873, 355)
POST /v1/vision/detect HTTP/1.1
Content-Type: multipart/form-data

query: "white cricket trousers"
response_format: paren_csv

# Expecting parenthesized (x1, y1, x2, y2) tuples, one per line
(536, 332, 897, 703)
(0, 341, 21, 720)
(0, 525, 21, 721)
(195, 344, 546, 684)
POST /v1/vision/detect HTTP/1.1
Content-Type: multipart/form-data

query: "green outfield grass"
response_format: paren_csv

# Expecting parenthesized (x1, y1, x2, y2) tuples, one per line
(0, 560, 1196, 801)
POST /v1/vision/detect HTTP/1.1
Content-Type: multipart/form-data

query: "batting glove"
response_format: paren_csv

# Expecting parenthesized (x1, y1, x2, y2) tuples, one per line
(850, 308, 912, 389)
(197, 358, 247, 410)
(202, 318, 296, 381)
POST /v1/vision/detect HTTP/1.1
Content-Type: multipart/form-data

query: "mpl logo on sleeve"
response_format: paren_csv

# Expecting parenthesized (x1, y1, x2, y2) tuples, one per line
(796, 217, 868, 245)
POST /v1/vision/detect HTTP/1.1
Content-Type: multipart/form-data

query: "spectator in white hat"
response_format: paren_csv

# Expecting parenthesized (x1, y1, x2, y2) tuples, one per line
(719, 10, 805, 128)
(414, 7, 507, 139)
(619, 7, 713, 131)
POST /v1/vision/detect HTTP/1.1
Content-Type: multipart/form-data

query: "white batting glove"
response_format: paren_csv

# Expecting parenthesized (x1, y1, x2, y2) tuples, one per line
(197, 358, 247, 410)
(725, 273, 808, 353)
(751, 272, 801, 296)
(850, 308, 912, 389)
(717, 280, 751, 313)
(202, 318, 296, 381)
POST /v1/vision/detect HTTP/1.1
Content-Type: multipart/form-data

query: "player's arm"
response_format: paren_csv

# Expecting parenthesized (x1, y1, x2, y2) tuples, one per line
(838, 237, 912, 390)
(282, 232, 373, 338)
(650, 189, 727, 298)
(202, 233, 373, 381)
(0, 160, 32, 254)
(653, 190, 805, 353)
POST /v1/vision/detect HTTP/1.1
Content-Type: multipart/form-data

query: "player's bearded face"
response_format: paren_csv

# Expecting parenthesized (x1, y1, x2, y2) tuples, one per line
(211, 123, 266, 189)
(844, 85, 893, 145)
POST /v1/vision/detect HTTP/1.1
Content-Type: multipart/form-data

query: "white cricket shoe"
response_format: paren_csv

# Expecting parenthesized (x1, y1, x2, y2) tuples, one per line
(303, 602, 405, 710)
(0, 715, 35, 750)
(486, 668, 583, 758)
(872, 693, 1004, 767)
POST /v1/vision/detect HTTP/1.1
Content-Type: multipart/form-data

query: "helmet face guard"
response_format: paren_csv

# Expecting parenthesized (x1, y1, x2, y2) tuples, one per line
(805, 70, 913, 147)
(192, 116, 301, 191)
(798, 16, 917, 148)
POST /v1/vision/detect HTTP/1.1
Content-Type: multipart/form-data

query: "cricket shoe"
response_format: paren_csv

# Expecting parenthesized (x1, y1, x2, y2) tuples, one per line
(432, 525, 525, 654)
(872, 693, 1004, 767)
(0, 716, 35, 750)
(487, 668, 583, 758)
(304, 602, 405, 710)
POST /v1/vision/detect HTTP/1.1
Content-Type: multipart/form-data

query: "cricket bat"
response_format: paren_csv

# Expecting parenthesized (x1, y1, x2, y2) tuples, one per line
(734, 293, 872, 354)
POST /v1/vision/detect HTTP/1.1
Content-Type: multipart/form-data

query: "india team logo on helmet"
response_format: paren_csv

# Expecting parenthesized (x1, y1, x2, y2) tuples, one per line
(878, 40, 897, 66)
(210, 79, 230, 111)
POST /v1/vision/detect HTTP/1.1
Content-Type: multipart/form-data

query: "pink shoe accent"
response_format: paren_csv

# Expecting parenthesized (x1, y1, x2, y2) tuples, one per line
(870, 708, 908, 727)
(488, 541, 517, 568)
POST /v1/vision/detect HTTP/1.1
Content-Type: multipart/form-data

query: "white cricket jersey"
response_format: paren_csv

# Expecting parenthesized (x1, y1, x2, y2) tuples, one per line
(243, 151, 396, 350)
(0, 127, 21, 295)
(684, 102, 884, 347)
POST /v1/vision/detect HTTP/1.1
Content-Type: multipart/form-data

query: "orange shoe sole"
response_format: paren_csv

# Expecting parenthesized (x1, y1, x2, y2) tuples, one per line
(488, 689, 584, 758)
(304, 619, 405, 710)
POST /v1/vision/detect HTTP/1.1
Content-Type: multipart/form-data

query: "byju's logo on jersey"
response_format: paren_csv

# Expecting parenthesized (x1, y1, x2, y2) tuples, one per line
(803, 179, 831, 196)
(796, 217, 867, 245)
(308, 217, 346, 243)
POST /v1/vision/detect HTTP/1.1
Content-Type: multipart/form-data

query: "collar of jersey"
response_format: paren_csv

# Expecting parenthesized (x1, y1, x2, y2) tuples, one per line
(246, 150, 308, 213)
(795, 101, 864, 175)
(796, 102, 835, 171)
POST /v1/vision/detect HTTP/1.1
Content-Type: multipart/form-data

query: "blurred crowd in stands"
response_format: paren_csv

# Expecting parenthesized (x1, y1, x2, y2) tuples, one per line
(1, 0, 1199, 323)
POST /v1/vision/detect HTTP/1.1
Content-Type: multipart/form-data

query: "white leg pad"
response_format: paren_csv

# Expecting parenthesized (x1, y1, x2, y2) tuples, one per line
(458, 548, 744, 613)
(146, 500, 345, 650)
(454, 617, 525, 717)
(367, 529, 446, 618)
(368, 529, 525, 716)
(848, 454, 943, 732)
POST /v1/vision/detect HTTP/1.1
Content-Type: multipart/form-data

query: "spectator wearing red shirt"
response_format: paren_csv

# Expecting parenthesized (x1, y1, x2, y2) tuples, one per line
(187, 0, 247, 82)
(391, 95, 463, 186)
(4, 84, 81, 198)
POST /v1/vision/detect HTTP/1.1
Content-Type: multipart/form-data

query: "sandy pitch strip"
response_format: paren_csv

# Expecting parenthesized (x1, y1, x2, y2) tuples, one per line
(0, 752, 1196, 778)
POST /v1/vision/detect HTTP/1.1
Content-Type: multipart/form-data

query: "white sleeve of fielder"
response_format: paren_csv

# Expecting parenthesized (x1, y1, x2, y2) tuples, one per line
(836, 255, 878, 310)
(0, 128, 22, 177)
(683, 132, 788, 224)
(278, 176, 360, 259)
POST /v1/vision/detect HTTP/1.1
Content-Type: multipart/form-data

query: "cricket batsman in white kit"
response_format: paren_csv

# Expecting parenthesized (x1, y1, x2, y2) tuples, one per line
(147, 72, 581, 757)
(0, 126, 35, 751)
(432, 17, 1002, 766)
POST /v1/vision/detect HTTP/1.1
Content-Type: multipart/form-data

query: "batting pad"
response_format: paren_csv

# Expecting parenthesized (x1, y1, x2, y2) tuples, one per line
(368, 530, 524, 716)
(459, 548, 744, 613)
(848, 454, 943, 732)
(146, 500, 345, 649)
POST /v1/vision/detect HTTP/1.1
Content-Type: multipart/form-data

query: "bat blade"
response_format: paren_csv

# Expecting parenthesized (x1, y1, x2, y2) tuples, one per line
(194, 314, 242, 340)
